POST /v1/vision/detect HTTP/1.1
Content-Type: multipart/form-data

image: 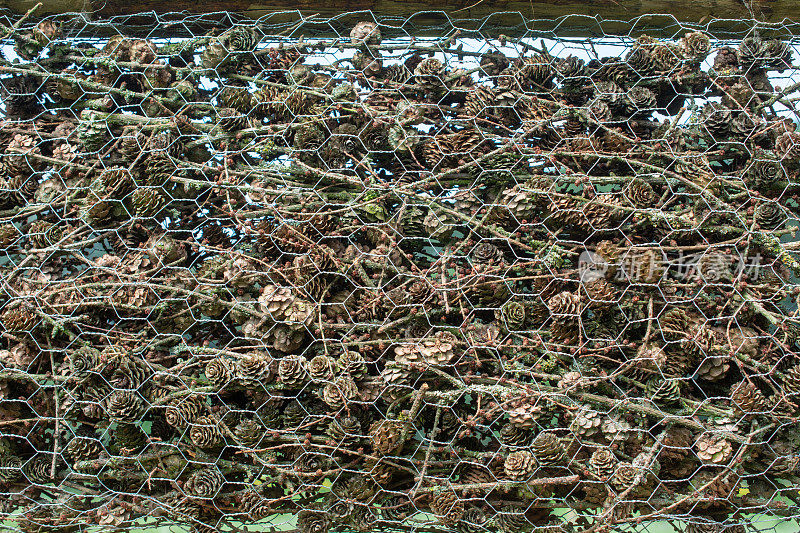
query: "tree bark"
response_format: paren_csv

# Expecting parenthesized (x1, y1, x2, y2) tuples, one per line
(5, 0, 795, 37)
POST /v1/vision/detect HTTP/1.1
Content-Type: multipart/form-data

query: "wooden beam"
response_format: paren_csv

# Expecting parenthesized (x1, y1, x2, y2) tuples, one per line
(5, 0, 799, 37)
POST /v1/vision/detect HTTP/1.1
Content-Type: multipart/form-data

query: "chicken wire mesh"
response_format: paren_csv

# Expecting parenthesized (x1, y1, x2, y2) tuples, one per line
(0, 7, 799, 533)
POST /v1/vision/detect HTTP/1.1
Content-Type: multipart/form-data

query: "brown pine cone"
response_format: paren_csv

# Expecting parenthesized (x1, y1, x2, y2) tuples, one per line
(730, 380, 768, 416)
(589, 448, 617, 478)
(694, 432, 735, 465)
(165, 395, 206, 429)
(278, 355, 309, 386)
(369, 419, 404, 455)
(504, 450, 537, 480)
(321, 374, 359, 410)
(205, 357, 234, 387)
(531, 432, 566, 466)
(105, 390, 146, 423)
(429, 489, 464, 525)
(189, 415, 223, 448)
(184, 468, 224, 498)
(308, 355, 336, 382)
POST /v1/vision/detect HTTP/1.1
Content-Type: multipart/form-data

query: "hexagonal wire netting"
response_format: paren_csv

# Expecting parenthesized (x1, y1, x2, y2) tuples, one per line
(0, 7, 799, 533)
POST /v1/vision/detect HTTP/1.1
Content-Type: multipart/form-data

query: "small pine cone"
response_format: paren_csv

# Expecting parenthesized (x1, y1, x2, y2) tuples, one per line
(256, 285, 297, 319)
(694, 433, 734, 465)
(217, 85, 254, 112)
(730, 380, 768, 416)
(337, 351, 367, 379)
(297, 511, 331, 533)
(547, 291, 582, 319)
(429, 489, 465, 526)
(414, 57, 447, 91)
(0, 224, 20, 248)
(462, 85, 495, 118)
(499, 423, 531, 447)
(217, 107, 247, 131)
(0, 455, 22, 483)
(350, 21, 381, 46)
(580, 278, 616, 308)
(64, 436, 102, 463)
(189, 415, 223, 448)
(781, 364, 800, 396)
(278, 355, 309, 386)
(455, 507, 489, 533)
(327, 416, 362, 443)
(496, 506, 533, 533)
(570, 405, 603, 438)
(241, 489, 272, 520)
(645, 376, 682, 405)
(369, 419, 404, 455)
(609, 461, 637, 492)
(470, 241, 506, 267)
(659, 426, 694, 461)
(589, 448, 617, 478)
(308, 355, 336, 382)
(507, 401, 541, 429)
(690, 470, 739, 503)
(165, 395, 206, 429)
(28, 220, 63, 249)
(659, 308, 691, 341)
(531, 432, 566, 466)
(1, 302, 39, 333)
(695, 354, 731, 382)
(205, 357, 234, 387)
(105, 390, 146, 423)
(496, 301, 526, 331)
(700, 102, 732, 137)
(236, 351, 273, 387)
(322, 374, 359, 410)
(755, 201, 786, 230)
(504, 450, 537, 480)
(69, 346, 100, 377)
(681, 32, 711, 62)
(233, 418, 263, 447)
(381, 360, 411, 385)
(625, 178, 656, 207)
(132, 188, 167, 218)
(185, 467, 224, 498)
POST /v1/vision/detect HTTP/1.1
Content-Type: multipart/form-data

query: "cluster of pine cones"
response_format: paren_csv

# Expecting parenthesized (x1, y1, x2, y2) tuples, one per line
(0, 12, 800, 533)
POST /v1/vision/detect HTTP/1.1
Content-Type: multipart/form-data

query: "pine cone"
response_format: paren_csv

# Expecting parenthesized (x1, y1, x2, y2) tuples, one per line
(184, 467, 224, 498)
(455, 507, 489, 533)
(504, 450, 537, 480)
(659, 426, 694, 462)
(337, 351, 367, 379)
(236, 351, 273, 387)
(297, 510, 331, 533)
(645, 376, 682, 405)
(165, 395, 206, 429)
(308, 355, 335, 382)
(429, 489, 465, 525)
(327, 416, 362, 443)
(507, 402, 541, 429)
(730, 380, 768, 416)
(369, 419, 404, 455)
(694, 432, 734, 465)
(105, 390, 146, 423)
(531, 432, 566, 466)
(322, 374, 359, 410)
(589, 448, 617, 478)
(496, 301, 526, 331)
(570, 405, 603, 438)
(64, 436, 102, 463)
(278, 355, 309, 386)
(189, 415, 223, 448)
(132, 188, 166, 218)
(205, 357, 234, 387)
(681, 32, 711, 62)
(499, 423, 531, 447)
